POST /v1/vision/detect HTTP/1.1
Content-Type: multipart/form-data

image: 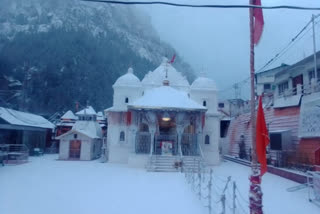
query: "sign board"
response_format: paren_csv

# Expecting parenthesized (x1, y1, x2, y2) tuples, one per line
(161, 141, 173, 156)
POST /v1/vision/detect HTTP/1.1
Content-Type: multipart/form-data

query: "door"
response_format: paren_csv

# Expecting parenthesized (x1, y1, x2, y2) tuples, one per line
(292, 75, 303, 95)
(69, 140, 81, 159)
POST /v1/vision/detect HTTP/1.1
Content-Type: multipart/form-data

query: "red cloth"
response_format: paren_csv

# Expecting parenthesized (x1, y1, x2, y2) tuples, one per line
(256, 96, 269, 176)
(253, 0, 264, 45)
(201, 114, 205, 129)
(169, 54, 176, 64)
(126, 111, 132, 126)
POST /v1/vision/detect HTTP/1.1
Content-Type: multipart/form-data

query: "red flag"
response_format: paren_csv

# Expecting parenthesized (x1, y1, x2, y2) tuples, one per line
(256, 96, 269, 176)
(253, 0, 264, 45)
(169, 54, 176, 64)
(126, 111, 132, 126)
(201, 114, 205, 129)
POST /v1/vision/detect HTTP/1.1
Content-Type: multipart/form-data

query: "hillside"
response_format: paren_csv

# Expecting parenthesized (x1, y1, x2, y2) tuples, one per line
(0, 0, 195, 115)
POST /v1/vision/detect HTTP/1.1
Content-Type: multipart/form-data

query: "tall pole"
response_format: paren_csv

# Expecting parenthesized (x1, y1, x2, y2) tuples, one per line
(249, 1, 263, 214)
(249, 0, 257, 171)
(312, 14, 318, 80)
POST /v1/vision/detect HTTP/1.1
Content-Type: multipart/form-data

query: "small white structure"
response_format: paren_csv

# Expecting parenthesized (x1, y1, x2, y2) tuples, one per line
(106, 58, 221, 168)
(57, 106, 102, 160)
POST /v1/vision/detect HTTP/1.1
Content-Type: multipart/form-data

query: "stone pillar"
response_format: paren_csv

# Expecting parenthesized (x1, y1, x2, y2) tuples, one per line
(297, 84, 302, 95)
(177, 124, 184, 156)
(311, 78, 317, 93)
(149, 127, 156, 155)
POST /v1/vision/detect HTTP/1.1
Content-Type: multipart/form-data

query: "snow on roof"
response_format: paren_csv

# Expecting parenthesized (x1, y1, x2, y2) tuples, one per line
(273, 95, 302, 108)
(128, 86, 206, 111)
(97, 111, 105, 120)
(61, 110, 78, 120)
(56, 121, 74, 127)
(57, 120, 102, 139)
(76, 106, 97, 115)
(0, 107, 54, 129)
(113, 68, 141, 88)
(191, 77, 217, 91)
(105, 106, 128, 112)
(142, 58, 190, 88)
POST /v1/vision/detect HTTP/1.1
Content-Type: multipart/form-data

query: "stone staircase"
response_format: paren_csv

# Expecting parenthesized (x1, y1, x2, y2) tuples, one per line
(147, 155, 181, 172)
(147, 155, 204, 172)
(181, 156, 203, 172)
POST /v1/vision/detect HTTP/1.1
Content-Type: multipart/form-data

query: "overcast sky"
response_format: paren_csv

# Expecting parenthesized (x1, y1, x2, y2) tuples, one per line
(139, 0, 320, 99)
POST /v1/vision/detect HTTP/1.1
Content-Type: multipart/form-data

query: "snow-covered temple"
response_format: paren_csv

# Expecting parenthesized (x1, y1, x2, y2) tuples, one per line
(105, 58, 220, 169)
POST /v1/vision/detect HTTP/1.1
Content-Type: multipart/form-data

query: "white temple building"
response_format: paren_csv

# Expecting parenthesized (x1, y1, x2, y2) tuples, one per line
(57, 106, 103, 161)
(105, 58, 220, 170)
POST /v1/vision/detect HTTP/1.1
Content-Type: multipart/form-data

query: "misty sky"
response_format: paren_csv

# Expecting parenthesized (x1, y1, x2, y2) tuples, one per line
(139, 0, 320, 99)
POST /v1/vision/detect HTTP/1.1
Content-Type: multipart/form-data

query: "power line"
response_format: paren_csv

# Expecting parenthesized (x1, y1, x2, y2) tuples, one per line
(82, 0, 320, 10)
(221, 15, 320, 94)
(257, 14, 320, 73)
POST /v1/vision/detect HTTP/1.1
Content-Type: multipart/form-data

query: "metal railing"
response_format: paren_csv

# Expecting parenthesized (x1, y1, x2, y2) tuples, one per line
(0, 144, 29, 164)
(277, 79, 320, 99)
(135, 132, 151, 154)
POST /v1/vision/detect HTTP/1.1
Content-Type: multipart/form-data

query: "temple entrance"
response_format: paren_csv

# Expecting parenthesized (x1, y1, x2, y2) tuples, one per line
(69, 140, 81, 159)
(155, 115, 177, 155)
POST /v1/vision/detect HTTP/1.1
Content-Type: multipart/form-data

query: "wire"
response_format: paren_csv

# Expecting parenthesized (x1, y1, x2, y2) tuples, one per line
(257, 15, 320, 73)
(220, 15, 320, 93)
(82, 1, 320, 10)
(236, 187, 250, 204)
(236, 197, 249, 214)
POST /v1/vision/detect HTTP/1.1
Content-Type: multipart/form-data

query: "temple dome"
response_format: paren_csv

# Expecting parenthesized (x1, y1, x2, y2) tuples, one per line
(191, 76, 217, 91)
(142, 57, 190, 89)
(113, 67, 141, 88)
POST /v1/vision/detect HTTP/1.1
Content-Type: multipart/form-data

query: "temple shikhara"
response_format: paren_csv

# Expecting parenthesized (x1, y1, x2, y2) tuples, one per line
(105, 58, 220, 170)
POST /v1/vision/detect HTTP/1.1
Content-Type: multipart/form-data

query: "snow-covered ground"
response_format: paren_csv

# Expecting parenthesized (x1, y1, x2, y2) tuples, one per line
(209, 160, 320, 214)
(0, 155, 205, 214)
(0, 155, 319, 214)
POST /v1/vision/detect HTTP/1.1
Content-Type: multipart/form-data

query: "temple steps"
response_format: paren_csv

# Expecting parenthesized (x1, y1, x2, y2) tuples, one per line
(147, 155, 203, 172)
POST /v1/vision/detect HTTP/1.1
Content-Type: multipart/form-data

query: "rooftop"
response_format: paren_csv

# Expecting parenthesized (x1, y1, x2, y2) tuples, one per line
(76, 106, 97, 116)
(0, 107, 54, 129)
(128, 86, 206, 111)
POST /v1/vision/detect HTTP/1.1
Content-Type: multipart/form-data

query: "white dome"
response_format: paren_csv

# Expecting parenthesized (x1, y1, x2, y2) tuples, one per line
(113, 68, 141, 88)
(142, 58, 190, 89)
(191, 77, 217, 91)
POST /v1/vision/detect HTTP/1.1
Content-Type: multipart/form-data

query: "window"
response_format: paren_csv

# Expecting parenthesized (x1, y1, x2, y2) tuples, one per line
(264, 83, 271, 90)
(220, 121, 230, 138)
(205, 135, 210, 144)
(203, 100, 207, 107)
(125, 97, 129, 103)
(218, 103, 225, 108)
(270, 133, 282, 150)
(120, 131, 125, 141)
(278, 81, 288, 95)
(74, 134, 77, 139)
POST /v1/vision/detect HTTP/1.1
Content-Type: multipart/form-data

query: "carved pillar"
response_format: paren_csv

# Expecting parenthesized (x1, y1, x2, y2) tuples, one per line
(146, 111, 157, 156)
(176, 112, 186, 156)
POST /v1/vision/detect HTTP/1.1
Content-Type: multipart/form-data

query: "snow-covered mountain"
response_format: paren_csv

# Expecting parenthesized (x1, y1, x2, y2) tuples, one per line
(0, 0, 194, 114)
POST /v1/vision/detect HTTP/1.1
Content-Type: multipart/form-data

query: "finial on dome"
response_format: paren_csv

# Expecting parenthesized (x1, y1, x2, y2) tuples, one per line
(128, 67, 134, 74)
(163, 79, 170, 86)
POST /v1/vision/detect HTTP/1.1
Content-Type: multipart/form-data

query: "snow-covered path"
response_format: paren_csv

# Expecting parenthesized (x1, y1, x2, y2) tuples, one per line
(1, 155, 319, 214)
(0, 155, 205, 214)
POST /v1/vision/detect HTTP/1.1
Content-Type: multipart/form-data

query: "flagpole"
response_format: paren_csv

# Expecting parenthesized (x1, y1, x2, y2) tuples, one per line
(249, 1, 263, 214)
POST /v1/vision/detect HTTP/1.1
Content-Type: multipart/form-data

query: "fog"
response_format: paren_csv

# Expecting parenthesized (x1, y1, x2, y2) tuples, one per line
(140, 0, 320, 99)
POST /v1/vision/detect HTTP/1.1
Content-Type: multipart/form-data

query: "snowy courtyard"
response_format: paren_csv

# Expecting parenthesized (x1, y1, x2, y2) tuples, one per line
(0, 155, 319, 214)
